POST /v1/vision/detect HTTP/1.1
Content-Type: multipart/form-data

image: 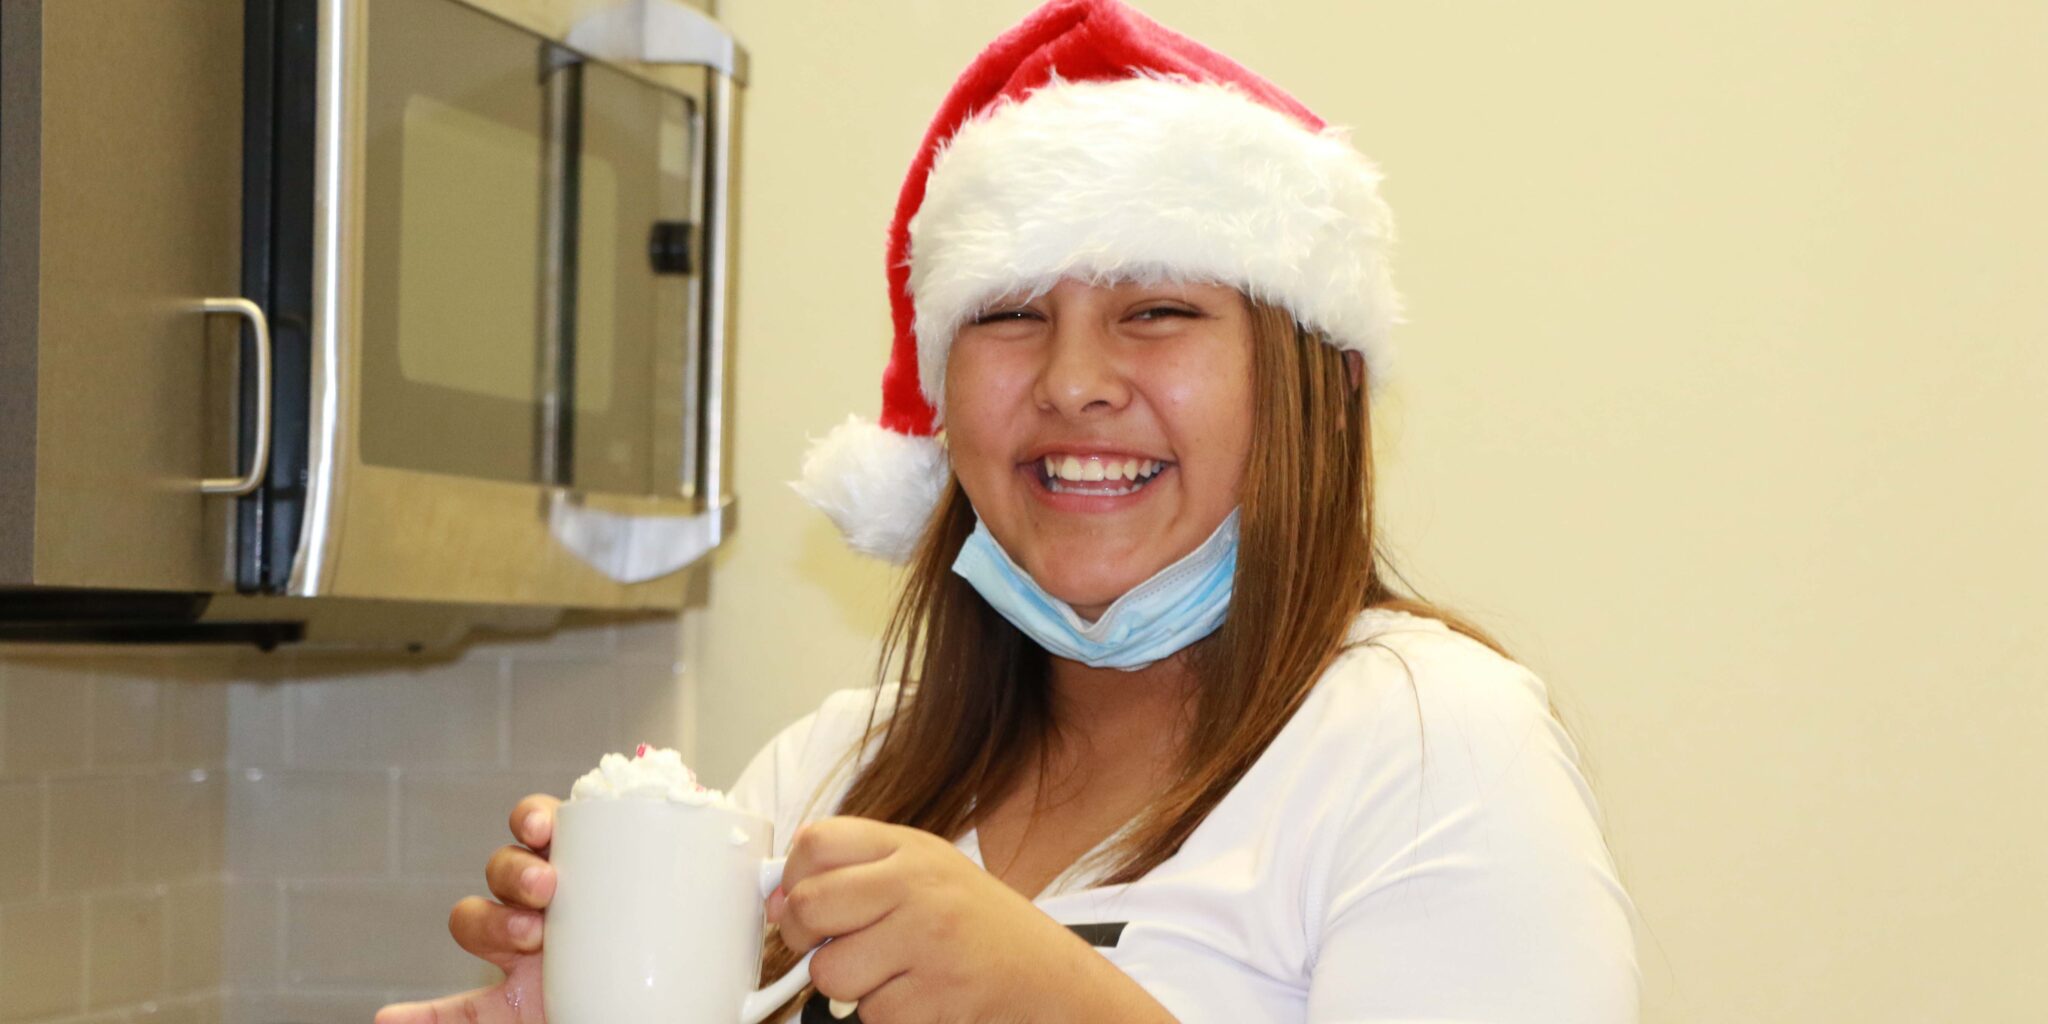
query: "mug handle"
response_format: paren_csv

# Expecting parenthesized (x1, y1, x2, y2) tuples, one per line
(741, 857, 821, 1024)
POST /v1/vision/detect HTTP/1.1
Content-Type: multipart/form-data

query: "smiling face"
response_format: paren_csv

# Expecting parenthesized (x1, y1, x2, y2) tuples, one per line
(942, 277, 1254, 620)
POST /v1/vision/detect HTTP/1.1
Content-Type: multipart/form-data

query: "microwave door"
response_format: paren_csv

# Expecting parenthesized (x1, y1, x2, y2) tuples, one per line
(559, 59, 698, 502)
(258, 0, 730, 607)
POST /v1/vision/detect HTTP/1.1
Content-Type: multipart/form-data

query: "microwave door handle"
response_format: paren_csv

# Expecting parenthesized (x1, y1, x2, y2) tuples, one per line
(191, 297, 274, 496)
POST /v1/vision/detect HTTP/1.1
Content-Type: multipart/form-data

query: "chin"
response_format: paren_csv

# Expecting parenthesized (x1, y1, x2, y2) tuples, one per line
(1035, 567, 1144, 614)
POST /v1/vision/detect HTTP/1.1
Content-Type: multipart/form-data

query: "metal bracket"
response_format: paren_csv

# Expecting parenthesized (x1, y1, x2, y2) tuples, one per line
(566, 0, 749, 84)
(547, 491, 735, 585)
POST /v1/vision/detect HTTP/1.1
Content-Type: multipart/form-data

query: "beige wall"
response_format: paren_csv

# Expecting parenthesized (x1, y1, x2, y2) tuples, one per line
(705, 2, 2048, 1022)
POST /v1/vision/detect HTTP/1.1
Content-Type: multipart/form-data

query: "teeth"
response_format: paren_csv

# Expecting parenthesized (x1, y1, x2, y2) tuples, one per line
(1048, 478, 1144, 496)
(1041, 454, 1170, 488)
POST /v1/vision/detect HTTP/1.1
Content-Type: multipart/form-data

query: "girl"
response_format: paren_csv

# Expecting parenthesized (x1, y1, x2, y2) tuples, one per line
(380, 1, 1639, 1021)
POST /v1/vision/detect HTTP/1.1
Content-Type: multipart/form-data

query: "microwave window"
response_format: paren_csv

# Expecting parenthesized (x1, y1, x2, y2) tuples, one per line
(575, 154, 619, 417)
(393, 94, 618, 414)
(358, 0, 693, 498)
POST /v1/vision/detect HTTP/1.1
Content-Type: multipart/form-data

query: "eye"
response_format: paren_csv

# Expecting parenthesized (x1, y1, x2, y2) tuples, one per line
(1132, 305, 1199, 321)
(969, 308, 1041, 326)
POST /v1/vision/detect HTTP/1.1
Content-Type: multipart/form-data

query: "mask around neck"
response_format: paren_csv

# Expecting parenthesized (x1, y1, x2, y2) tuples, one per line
(949, 509, 1240, 670)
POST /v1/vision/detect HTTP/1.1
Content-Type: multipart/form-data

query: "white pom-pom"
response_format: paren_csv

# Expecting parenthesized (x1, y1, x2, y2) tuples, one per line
(790, 415, 950, 563)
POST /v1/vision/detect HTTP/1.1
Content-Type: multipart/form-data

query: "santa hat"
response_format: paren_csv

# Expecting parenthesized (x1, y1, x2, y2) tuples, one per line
(793, 0, 1401, 562)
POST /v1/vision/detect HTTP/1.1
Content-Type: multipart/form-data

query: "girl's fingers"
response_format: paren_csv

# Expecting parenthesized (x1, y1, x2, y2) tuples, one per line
(777, 858, 906, 953)
(806, 917, 913, 1010)
(843, 972, 917, 1024)
(784, 816, 908, 886)
(448, 895, 544, 966)
(485, 845, 556, 909)
(509, 793, 561, 851)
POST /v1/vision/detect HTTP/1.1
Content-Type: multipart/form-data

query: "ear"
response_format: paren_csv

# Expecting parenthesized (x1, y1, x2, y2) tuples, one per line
(1343, 350, 1365, 392)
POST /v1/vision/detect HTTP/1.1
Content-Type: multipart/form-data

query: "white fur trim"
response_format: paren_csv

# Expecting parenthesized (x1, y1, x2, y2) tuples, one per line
(908, 73, 1401, 414)
(790, 415, 950, 563)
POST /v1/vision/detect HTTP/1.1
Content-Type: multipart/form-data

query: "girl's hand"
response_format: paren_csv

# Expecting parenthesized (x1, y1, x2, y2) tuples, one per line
(771, 816, 1174, 1023)
(374, 794, 561, 1024)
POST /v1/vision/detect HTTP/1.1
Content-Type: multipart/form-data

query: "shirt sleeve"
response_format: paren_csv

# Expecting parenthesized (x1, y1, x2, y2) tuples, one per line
(725, 687, 891, 857)
(1305, 637, 1641, 1023)
(725, 709, 817, 824)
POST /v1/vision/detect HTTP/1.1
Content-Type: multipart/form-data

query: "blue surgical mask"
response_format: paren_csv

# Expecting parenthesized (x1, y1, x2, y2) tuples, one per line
(949, 509, 1240, 671)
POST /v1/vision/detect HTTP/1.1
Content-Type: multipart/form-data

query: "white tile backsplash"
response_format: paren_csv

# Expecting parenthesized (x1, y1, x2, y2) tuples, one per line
(396, 769, 564, 880)
(281, 879, 498, 991)
(226, 989, 392, 1024)
(133, 995, 224, 1024)
(615, 657, 689, 754)
(0, 607, 690, 1024)
(2, 663, 92, 774)
(90, 672, 165, 769)
(223, 682, 287, 769)
(46, 777, 133, 894)
(84, 888, 165, 1010)
(132, 770, 227, 884)
(159, 682, 228, 769)
(1, 650, 226, 1024)
(159, 878, 223, 995)
(614, 614, 685, 666)
(508, 661, 617, 769)
(218, 880, 279, 991)
(0, 781, 43, 901)
(228, 769, 395, 881)
(0, 896, 87, 1021)
(288, 660, 502, 770)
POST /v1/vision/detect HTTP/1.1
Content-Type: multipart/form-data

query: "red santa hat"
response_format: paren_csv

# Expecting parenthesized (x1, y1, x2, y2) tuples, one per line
(793, 0, 1401, 562)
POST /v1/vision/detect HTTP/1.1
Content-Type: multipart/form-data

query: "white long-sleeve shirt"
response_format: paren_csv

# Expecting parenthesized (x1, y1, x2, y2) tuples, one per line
(729, 606, 1641, 1023)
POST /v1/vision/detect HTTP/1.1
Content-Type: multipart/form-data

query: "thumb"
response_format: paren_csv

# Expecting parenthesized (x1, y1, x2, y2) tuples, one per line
(375, 979, 544, 1024)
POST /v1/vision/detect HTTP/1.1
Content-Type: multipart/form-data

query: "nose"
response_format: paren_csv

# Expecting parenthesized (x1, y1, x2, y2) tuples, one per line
(1032, 317, 1130, 418)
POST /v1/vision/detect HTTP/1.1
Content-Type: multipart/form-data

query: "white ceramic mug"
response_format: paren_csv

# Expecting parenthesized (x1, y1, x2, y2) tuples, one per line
(543, 799, 815, 1024)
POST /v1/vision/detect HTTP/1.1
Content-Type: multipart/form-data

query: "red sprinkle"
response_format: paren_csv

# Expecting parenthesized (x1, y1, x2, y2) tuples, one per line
(634, 742, 651, 758)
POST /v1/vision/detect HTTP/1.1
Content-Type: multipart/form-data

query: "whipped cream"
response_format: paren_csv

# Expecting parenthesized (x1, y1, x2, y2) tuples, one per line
(568, 743, 731, 806)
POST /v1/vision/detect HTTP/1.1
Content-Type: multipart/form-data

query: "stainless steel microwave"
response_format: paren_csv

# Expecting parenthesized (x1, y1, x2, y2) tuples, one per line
(1, 0, 746, 645)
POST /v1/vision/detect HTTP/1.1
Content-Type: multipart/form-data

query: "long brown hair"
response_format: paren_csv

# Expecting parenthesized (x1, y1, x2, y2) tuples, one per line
(760, 299, 1525, 999)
